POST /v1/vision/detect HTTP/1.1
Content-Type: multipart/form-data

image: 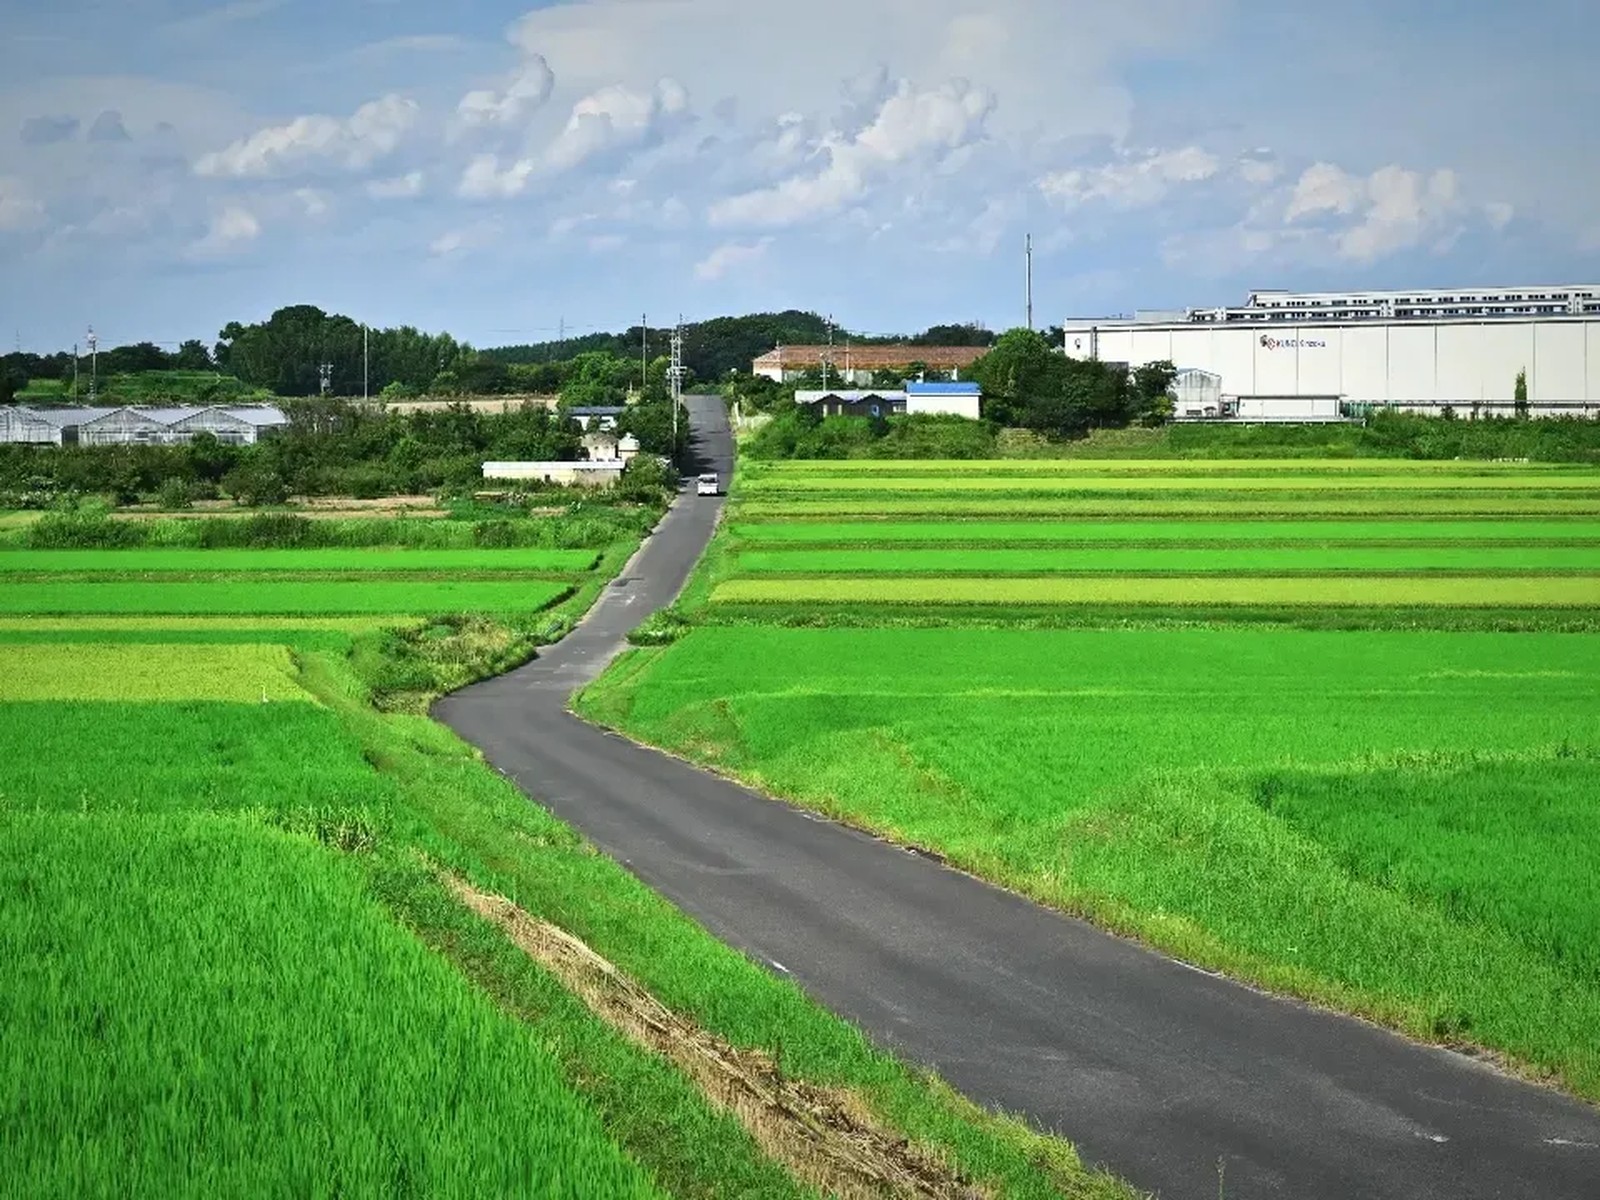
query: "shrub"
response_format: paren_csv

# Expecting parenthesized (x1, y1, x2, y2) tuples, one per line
(156, 477, 194, 511)
(222, 466, 289, 507)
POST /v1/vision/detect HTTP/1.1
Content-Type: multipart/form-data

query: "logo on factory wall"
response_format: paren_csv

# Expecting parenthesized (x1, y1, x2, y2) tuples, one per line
(1260, 335, 1328, 350)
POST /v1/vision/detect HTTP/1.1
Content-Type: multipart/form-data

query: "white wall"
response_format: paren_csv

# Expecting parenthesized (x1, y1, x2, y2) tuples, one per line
(906, 395, 980, 419)
(1063, 317, 1599, 405)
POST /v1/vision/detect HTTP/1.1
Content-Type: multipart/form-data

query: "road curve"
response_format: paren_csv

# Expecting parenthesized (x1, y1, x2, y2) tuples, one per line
(435, 395, 1600, 1199)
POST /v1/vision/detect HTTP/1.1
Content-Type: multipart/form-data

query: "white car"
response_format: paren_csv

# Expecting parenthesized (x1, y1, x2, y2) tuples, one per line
(696, 473, 722, 496)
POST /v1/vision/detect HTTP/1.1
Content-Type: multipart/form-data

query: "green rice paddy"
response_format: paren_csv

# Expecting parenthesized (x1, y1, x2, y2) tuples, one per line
(580, 454, 1600, 1100)
(2, 510, 1127, 1198)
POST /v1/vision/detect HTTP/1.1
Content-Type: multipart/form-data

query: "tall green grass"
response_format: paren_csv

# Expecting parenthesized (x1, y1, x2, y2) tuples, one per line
(734, 496, 1600, 518)
(577, 626, 1600, 1096)
(0, 811, 659, 1198)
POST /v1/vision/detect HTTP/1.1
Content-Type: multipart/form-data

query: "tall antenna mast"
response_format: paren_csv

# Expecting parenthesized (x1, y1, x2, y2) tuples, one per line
(641, 312, 648, 394)
(1025, 233, 1033, 331)
(85, 326, 98, 404)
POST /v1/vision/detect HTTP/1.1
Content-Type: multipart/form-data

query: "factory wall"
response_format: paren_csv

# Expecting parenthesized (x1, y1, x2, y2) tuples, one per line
(1071, 318, 1600, 407)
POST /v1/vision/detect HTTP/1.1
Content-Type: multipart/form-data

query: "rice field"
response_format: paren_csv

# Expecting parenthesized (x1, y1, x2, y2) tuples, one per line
(0, 547, 600, 574)
(733, 518, 1600, 545)
(1, 511, 1118, 1199)
(0, 579, 572, 615)
(580, 453, 1600, 1098)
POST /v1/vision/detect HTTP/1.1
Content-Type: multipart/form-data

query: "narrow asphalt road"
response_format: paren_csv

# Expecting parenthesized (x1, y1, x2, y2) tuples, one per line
(436, 395, 1600, 1199)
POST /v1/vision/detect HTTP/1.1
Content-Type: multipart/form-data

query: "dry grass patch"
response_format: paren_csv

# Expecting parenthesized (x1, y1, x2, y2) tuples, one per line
(446, 873, 990, 1200)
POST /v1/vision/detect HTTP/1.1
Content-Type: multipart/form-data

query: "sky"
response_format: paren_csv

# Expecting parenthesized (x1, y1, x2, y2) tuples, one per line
(3, 0, 1598, 353)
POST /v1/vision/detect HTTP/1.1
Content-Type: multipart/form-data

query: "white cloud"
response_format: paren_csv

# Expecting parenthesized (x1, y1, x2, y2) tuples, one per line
(0, 177, 45, 231)
(457, 153, 536, 199)
(1165, 156, 1505, 273)
(543, 78, 689, 173)
(506, 0, 1205, 145)
(1237, 149, 1281, 186)
(367, 171, 424, 199)
(1284, 161, 1364, 221)
(709, 78, 992, 228)
(1038, 146, 1220, 209)
(457, 55, 555, 128)
(194, 94, 418, 178)
(429, 219, 500, 257)
(188, 206, 260, 257)
(294, 188, 328, 218)
(1281, 162, 1466, 263)
(693, 237, 773, 281)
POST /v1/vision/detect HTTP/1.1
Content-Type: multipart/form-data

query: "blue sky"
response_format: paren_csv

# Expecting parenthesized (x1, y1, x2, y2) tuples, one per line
(3, 0, 1598, 353)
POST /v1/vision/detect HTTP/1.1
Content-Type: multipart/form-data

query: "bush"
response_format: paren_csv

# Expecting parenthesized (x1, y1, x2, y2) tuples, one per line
(222, 466, 289, 507)
(615, 454, 678, 503)
(472, 519, 523, 548)
(156, 477, 193, 511)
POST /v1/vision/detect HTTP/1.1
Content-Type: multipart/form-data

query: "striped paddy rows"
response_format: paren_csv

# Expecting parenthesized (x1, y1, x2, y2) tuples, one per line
(0, 546, 597, 615)
(713, 460, 1600, 611)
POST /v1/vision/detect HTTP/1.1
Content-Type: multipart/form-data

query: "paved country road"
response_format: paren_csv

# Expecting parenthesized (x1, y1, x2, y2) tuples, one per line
(435, 395, 1600, 1199)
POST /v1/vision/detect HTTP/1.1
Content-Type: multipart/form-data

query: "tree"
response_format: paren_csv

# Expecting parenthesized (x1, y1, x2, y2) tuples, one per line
(970, 328, 1075, 433)
(0, 368, 22, 405)
(174, 339, 213, 370)
(1514, 369, 1529, 418)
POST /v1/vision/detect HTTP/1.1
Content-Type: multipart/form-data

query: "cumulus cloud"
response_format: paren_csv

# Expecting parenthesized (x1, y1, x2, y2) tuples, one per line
(87, 110, 131, 142)
(1237, 148, 1280, 186)
(21, 114, 79, 145)
(1038, 146, 1220, 209)
(709, 78, 992, 228)
(457, 153, 536, 199)
(1283, 161, 1466, 262)
(0, 177, 45, 230)
(457, 55, 555, 127)
(293, 188, 329, 218)
(1165, 155, 1512, 273)
(368, 171, 425, 199)
(194, 94, 418, 177)
(189, 206, 260, 257)
(1284, 161, 1364, 221)
(693, 237, 773, 281)
(544, 78, 689, 173)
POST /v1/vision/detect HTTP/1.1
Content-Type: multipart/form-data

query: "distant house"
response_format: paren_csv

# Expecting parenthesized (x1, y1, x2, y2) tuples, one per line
(567, 405, 625, 432)
(753, 343, 989, 384)
(795, 381, 983, 420)
(792, 390, 907, 418)
(482, 435, 643, 487)
(0, 403, 288, 446)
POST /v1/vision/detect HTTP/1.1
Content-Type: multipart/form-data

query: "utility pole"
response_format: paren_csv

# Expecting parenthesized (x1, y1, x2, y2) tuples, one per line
(362, 325, 369, 402)
(669, 315, 684, 460)
(641, 312, 648, 396)
(72, 343, 79, 401)
(822, 314, 834, 391)
(1025, 233, 1034, 332)
(85, 326, 98, 404)
(557, 315, 565, 360)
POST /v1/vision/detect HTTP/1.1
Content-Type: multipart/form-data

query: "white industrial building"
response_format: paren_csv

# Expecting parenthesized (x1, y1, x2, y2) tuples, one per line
(0, 404, 289, 445)
(1062, 285, 1600, 421)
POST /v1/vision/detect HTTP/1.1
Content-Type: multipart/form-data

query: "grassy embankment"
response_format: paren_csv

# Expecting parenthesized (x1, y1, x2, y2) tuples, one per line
(579, 457, 1600, 1101)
